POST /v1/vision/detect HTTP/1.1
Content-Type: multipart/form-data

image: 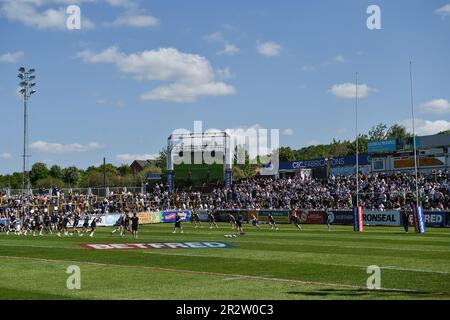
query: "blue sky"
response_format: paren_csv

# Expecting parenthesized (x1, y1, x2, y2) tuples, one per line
(0, 0, 449, 174)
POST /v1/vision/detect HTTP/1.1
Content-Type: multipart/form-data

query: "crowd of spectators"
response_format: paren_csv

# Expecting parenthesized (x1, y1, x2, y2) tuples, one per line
(1, 171, 448, 219)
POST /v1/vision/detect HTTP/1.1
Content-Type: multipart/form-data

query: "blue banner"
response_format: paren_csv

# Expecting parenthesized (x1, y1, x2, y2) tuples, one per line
(167, 171, 174, 193)
(161, 210, 191, 223)
(368, 140, 397, 153)
(330, 154, 371, 167)
(329, 211, 354, 225)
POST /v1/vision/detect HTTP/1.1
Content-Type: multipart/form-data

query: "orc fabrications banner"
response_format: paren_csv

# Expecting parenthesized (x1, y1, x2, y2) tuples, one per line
(362, 210, 401, 226)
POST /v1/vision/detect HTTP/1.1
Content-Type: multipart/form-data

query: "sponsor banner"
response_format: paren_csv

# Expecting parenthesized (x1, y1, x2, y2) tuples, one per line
(196, 210, 209, 222)
(258, 210, 289, 223)
(362, 210, 401, 226)
(280, 158, 327, 170)
(408, 211, 446, 228)
(147, 174, 161, 181)
(79, 242, 233, 250)
(161, 210, 191, 223)
(137, 212, 161, 225)
(67, 214, 120, 228)
(330, 154, 371, 167)
(291, 210, 323, 224)
(329, 211, 354, 225)
(215, 209, 249, 222)
(368, 139, 397, 153)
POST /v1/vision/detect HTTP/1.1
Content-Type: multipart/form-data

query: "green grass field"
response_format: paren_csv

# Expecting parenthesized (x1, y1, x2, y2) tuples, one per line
(1, 223, 450, 300)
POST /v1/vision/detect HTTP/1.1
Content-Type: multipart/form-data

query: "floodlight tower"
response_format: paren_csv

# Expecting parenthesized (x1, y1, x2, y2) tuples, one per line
(18, 67, 37, 196)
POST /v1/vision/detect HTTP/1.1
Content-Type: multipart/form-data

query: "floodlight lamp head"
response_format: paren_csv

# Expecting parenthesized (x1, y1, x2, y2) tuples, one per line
(19, 81, 27, 87)
(18, 74, 24, 79)
(28, 68, 35, 73)
(18, 67, 25, 73)
(30, 89, 36, 95)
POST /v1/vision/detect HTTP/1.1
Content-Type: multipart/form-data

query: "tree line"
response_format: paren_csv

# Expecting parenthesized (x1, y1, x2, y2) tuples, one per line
(1, 123, 446, 190)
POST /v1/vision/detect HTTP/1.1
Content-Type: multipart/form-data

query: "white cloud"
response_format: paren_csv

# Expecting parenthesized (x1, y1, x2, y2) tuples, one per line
(1, 0, 94, 30)
(0, 51, 24, 63)
(333, 55, 346, 64)
(329, 83, 377, 99)
(282, 128, 294, 136)
(257, 41, 282, 57)
(436, 4, 450, 17)
(399, 118, 450, 136)
(77, 46, 235, 103)
(301, 65, 317, 72)
(96, 98, 126, 108)
(30, 141, 103, 153)
(0, 153, 13, 159)
(104, 14, 159, 28)
(216, 67, 233, 79)
(419, 99, 450, 114)
(204, 32, 240, 56)
(116, 153, 159, 163)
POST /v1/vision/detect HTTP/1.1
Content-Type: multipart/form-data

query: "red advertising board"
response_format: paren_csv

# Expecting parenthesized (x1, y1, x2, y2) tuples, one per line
(295, 210, 324, 224)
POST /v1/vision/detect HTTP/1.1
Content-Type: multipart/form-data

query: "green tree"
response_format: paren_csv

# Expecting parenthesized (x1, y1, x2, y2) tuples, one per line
(387, 124, 411, 140)
(62, 166, 80, 186)
(368, 123, 388, 141)
(279, 147, 296, 161)
(49, 165, 63, 179)
(30, 162, 49, 185)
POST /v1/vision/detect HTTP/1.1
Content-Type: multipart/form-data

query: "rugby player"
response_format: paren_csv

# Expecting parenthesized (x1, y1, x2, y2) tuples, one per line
(236, 214, 245, 235)
(131, 212, 139, 239)
(267, 213, 279, 230)
(191, 211, 202, 228)
(208, 210, 219, 229)
(326, 208, 333, 231)
(250, 214, 261, 230)
(291, 211, 302, 230)
(228, 213, 236, 230)
(172, 213, 184, 234)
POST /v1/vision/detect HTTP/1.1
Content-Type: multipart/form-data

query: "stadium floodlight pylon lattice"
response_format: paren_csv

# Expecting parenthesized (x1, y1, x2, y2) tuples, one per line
(167, 131, 232, 193)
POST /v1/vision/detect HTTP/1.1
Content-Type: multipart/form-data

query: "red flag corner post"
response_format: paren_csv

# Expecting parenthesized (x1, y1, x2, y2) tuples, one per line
(353, 206, 364, 232)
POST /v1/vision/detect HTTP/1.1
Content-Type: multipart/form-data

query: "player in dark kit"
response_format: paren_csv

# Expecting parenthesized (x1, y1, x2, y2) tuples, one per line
(131, 213, 139, 239)
(7, 213, 18, 235)
(291, 212, 302, 230)
(228, 213, 236, 230)
(208, 211, 219, 229)
(402, 211, 409, 233)
(191, 211, 202, 228)
(71, 212, 81, 235)
(173, 213, 184, 234)
(32, 211, 43, 237)
(326, 209, 333, 232)
(236, 214, 244, 235)
(111, 212, 124, 236)
(80, 213, 90, 236)
(89, 215, 101, 237)
(43, 213, 52, 234)
(267, 213, 279, 230)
